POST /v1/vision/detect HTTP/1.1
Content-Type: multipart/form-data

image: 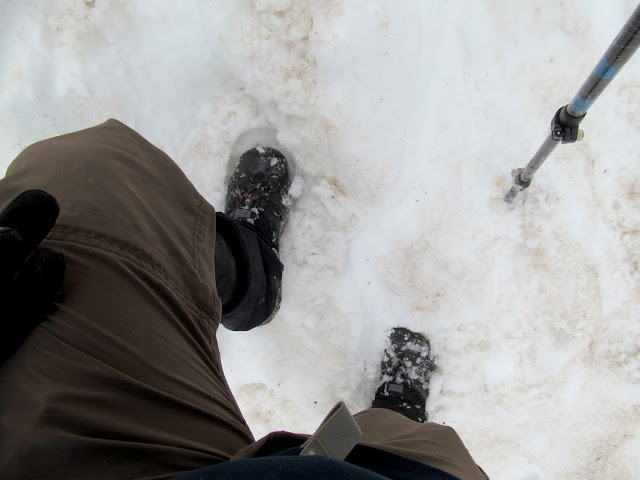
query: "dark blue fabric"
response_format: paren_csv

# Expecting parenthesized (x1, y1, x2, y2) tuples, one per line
(344, 445, 460, 480)
(171, 445, 461, 480)
(171, 455, 389, 480)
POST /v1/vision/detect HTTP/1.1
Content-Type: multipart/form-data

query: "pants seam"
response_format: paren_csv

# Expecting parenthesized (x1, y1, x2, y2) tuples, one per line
(192, 196, 207, 279)
(47, 228, 218, 324)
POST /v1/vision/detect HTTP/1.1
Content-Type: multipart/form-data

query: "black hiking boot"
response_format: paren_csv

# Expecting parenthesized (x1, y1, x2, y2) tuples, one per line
(225, 147, 291, 251)
(372, 327, 436, 423)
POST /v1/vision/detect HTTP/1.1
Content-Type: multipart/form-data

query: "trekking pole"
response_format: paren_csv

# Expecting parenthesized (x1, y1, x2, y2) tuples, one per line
(505, 3, 640, 204)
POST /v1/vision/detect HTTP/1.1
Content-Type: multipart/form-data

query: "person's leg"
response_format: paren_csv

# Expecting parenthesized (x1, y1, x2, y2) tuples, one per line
(215, 145, 290, 332)
(354, 409, 489, 480)
(358, 327, 489, 479)
(214, 230, 239, 307)
(0, 120, 254, 479)
(215, 213, 283, 331)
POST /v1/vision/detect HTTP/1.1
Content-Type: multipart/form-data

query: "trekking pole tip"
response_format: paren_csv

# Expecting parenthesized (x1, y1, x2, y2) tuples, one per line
(504, 168, 529, 204)
(504, 186, 520, 204)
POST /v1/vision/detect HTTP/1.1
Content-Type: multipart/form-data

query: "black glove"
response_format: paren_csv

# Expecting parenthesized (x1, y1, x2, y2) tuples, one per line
(0, 190, 65, 364)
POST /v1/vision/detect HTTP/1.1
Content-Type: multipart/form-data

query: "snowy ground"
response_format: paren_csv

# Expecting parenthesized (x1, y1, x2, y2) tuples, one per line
(2, 1, 640, 478)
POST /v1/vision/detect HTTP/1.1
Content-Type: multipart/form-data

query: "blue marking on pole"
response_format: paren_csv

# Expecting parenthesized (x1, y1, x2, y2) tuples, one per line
(569, 94, 595, 116)
(594, 57, 619, 79)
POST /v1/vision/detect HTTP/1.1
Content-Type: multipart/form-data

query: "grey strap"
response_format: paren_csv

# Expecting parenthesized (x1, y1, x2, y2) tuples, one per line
(300, 401, 363, 460)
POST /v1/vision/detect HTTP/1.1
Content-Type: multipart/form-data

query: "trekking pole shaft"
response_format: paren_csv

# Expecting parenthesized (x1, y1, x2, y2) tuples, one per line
(518, 133, 559, 184)
(506, 4, 640, 203)
(569, 3, 640, 116)
(504, 134, 560, 203)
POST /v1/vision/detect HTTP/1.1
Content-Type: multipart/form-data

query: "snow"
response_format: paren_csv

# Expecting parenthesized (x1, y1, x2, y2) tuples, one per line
(2, 0, 640, 478)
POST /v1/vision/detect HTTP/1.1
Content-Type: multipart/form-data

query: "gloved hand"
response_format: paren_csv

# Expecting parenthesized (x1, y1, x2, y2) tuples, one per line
(0, 190, 65, 364)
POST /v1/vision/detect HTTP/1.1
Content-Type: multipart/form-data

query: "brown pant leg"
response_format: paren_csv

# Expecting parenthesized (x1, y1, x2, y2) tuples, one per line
(354, 409, 489, 480)
(0, 120, 254, 480)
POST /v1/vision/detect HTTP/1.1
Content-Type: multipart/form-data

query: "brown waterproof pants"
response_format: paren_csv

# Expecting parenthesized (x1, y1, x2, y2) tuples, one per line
(0, 120, 487, 480)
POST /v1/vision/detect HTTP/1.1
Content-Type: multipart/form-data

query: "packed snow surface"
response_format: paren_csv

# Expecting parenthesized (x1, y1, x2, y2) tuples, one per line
(2, 1, 640, 478)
